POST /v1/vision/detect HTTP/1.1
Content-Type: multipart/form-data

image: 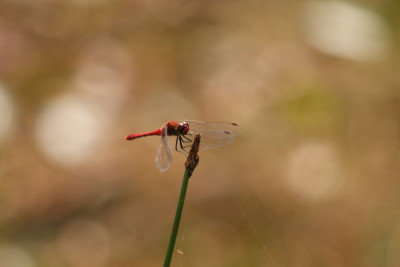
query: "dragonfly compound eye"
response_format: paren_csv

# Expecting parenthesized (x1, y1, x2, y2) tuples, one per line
(178, 122, 190, 135)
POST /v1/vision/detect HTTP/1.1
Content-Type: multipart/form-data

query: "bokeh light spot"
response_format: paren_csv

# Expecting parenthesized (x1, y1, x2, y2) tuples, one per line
(35, 93, 101, 165)
(285, 143, 343, 200)
(0, 84, 15, 143)
(303, 1, 391, 62)
(0, 245, 36, 267)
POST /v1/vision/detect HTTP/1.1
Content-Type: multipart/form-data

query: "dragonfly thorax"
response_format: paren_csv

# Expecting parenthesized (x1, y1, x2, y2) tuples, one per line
(165, 121, 189, 136)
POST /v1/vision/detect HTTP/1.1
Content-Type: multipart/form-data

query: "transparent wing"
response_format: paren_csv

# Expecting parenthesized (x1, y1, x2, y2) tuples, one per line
(182, 120, 242, 151)
(192, 129, 236, 151)
(155, 126, 173, 172)
(184, 120, 242, 136)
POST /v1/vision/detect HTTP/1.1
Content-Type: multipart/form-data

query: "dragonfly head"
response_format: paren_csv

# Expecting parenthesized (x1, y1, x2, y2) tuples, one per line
(177, 121, 190, 135)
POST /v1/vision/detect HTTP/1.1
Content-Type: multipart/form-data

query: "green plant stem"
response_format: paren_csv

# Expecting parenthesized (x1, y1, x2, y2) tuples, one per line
(163, 134, 200, 267)
(163, 169, 192, 267)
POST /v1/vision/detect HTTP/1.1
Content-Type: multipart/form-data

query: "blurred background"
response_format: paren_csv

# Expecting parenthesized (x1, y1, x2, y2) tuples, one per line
(0, 0, 399, 266)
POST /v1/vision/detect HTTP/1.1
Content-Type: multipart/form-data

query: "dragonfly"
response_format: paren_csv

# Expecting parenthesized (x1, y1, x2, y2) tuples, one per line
(125, 120, 242, 172)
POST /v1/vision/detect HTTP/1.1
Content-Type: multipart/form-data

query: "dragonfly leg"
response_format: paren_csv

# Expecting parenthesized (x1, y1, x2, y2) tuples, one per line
(181, 134, 193, 143)
(180, 134, 195, 153)
(175, 135, 187, 155)
(180, 135, 190, 153)
(175, 135, 179, 152)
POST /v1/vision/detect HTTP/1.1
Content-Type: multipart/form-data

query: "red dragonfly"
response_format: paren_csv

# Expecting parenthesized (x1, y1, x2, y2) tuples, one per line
(125, 120, 242, 172)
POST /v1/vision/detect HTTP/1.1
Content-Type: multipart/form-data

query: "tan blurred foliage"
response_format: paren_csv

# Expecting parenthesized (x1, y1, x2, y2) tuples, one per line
(0, 0, 399, 266)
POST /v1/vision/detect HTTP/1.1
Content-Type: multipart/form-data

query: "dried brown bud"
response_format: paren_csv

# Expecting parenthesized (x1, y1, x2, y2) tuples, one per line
(184, 134, 201, 177)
